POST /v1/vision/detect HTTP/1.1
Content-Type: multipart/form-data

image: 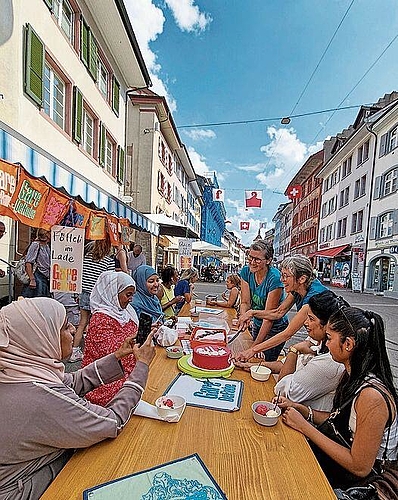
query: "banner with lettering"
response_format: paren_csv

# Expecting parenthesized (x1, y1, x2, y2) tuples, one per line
(41, 187, 70, 230)
(164, 373, 243, 412)
(9, 168, 50, 226)
(50, 225, 84, 293)
(107, 215, 120, 246)
(178, 238, 193, 270)
(86, 212, 106, 240)
(0, 159, 18, 217)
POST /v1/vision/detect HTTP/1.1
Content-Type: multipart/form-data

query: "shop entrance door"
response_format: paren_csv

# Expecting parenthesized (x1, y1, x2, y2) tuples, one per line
(373, 257, 392, 292)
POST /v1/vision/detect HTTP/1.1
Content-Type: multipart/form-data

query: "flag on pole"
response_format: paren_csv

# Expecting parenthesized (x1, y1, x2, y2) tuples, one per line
(287, 185, 302, 200)
(245, 190, 262, 208)
(240, 221, 250, 231)
(213, 189, 225, 202)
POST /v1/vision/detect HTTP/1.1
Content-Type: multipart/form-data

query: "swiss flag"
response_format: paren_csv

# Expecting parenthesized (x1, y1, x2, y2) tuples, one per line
(245, 190, 262, 208)
(287, 185, 302, 200)
(240, 221, 250, 231)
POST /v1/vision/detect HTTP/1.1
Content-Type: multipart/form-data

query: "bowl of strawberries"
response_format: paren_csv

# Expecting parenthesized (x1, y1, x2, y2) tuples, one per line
(251, 401, 281, 426)
(155, 395, 186, 420)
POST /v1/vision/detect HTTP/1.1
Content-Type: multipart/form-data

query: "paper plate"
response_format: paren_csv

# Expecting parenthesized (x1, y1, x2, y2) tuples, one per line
(177, 355, 235, 378)
(186, 355, 234, 372)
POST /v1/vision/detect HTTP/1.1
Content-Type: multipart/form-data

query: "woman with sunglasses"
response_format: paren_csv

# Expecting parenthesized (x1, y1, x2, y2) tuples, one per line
(238, 240, 288, 361)
(235, 254, 327, 362)
(281, 307, 398, 492)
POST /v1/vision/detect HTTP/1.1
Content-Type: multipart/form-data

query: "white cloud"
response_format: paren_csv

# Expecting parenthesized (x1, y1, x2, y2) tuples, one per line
(187, 146, 212, 176)
(253, 127, 323, 190)
(184, 129, 216, 141)
(124, 0, 177, 110)
(165, 0, 212, 32)
(225, 199, 271, 245)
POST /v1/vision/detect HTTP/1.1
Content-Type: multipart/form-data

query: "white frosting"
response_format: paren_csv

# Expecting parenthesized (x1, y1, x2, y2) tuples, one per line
(196, 346, 227, 356)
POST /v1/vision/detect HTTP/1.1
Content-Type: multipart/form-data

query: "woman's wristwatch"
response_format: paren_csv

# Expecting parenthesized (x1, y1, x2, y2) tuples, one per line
(287, 346, 299, 356)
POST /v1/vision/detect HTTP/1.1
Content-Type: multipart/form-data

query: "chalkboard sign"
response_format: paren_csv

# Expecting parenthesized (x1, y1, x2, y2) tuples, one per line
(351, 272, 361, 292)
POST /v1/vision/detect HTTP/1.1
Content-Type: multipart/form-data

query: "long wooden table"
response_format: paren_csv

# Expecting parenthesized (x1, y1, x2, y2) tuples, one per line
(41, 304, 335, 499)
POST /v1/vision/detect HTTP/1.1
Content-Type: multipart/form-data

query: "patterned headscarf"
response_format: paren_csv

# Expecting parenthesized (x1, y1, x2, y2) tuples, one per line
(90, 271, 138, 326)
(0, 298, 66, 384)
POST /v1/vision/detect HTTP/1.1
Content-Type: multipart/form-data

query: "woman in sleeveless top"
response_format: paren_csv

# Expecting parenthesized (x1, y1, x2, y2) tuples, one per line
(157, 266, 184, 320)
(281, 307, 398, 490)
(208, 274, 241, 314)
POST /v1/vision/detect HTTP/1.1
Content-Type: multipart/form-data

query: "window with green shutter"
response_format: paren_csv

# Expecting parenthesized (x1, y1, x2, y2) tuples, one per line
(117, 146, 125, 183)
(99, 123, 106, 166)
(72, 87, 83, 143)
(80, 18, 89, 67)
(88, 31, 98, 81)
(24, 24, 44, 106)
(112, 77, 120, 116)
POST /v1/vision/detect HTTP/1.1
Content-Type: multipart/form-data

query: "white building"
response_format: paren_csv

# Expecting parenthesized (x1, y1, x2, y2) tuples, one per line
(126, 89, 202, 268)
(0, 0, 158, 300)
(317, 93, 398, 290)
(366, 98, 398, 297)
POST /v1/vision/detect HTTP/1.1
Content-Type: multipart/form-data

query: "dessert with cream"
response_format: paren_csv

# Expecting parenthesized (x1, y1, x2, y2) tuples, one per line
(192, 344, 231, 370)
(157, 397, 175, 409)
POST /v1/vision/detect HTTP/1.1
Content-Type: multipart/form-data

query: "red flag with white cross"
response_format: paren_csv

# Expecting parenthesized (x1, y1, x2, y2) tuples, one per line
(287, 185, 302, 200)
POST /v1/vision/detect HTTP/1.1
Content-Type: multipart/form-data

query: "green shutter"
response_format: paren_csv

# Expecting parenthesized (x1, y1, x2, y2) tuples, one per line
(72, 87, 83, 143)
(117, 146, 125, 183)
(112, 77, 120, 116)
(88, 31, 98, 80)
(24, 24, 44, 106)
(80, 18, 89, 67)
(43, 0, 53, 10)
(99, 123, 106, 166)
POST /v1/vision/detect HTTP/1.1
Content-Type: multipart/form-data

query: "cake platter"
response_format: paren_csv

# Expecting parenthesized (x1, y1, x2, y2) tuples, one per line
(186, 355, 234, 372)
(177, 355, 235, 378)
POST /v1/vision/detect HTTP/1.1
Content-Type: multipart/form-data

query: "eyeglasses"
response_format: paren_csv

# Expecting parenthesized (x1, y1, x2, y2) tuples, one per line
(281, 272, 294, 280)
(247, 255, 267, 264)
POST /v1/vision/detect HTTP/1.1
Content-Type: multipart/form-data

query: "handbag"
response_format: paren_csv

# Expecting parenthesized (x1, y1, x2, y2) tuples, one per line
(14, 257, 37, 284)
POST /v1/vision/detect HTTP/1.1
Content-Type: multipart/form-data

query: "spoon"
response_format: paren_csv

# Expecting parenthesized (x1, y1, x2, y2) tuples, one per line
(255, 359, 263, 373)
(274, 390, 281, 410)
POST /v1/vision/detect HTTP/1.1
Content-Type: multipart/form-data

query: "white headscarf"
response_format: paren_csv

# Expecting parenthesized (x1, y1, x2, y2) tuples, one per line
(0, 298, 66, 384)
(90, 271, 138, 326)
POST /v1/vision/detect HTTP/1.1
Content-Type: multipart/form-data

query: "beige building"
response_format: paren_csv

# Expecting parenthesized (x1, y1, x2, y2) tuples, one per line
(0, 0, 157, 300)
(126, 89, 202, 269)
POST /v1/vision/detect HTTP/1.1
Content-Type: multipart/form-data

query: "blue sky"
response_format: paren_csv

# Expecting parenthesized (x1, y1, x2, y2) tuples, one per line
(125, 0, 398, 244)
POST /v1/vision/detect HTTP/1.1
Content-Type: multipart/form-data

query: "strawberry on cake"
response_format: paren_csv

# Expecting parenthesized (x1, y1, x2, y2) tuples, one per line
(192, 344, 231, 370)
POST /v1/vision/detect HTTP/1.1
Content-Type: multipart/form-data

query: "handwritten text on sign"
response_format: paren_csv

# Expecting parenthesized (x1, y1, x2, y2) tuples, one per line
(50, 225, 84, 293)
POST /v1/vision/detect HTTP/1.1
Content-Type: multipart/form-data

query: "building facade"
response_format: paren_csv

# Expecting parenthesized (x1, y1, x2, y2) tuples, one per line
(0, 0, 156, 299)
(126, 89, 202, 267)
(287, 150, 323, 264)
(197, 174, 226, 247)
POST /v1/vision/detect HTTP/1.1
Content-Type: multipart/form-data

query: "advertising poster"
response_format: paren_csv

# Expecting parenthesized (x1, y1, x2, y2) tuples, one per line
(50, 225, 84, 293)
(178, 238, 193, 269)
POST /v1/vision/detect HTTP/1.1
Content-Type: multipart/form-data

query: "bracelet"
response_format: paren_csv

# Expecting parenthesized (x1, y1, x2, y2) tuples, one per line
(288, 346, 299, 355)
(307, 406, 314, 423)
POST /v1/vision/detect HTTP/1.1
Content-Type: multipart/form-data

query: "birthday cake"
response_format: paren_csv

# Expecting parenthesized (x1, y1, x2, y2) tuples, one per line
(192, 344, 231, 370)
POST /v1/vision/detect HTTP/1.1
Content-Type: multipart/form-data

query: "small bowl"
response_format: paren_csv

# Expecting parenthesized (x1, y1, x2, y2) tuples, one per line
(250, 365, 272, 381)
(155, 395, 186, 419)
(166, 346, 183, 359)
(252, 401, 281, 426)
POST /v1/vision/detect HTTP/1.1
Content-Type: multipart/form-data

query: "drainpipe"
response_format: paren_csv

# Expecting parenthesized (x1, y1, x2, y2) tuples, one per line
(363, 122, 378, 293)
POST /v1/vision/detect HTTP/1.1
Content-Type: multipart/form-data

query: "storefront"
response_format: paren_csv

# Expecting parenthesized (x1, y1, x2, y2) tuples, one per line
(367, 249, 397, 293)
(315, 244, 351, 288)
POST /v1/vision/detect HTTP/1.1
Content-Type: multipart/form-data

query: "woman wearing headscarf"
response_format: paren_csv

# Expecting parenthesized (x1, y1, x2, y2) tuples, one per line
(82, 271, 139, 406)
(0, 297, 154, 499)
(131, 265, 163, 323)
